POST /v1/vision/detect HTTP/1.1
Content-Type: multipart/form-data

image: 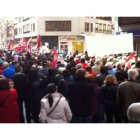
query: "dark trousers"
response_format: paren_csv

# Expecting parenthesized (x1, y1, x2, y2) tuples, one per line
(18, 97, 31, 123)
(104, 104, 121, 123)
(71, 115, 92, 123)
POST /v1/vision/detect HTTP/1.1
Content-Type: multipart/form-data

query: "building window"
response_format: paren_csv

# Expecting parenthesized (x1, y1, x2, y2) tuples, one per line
(14, 28, 17, 35)
(96, 17, 112, 21)
(23, 24, 30, 33)
(85, 23, 89, 32)
(90, 23, 93, 32)
(96, 23, 112, 34)
(45, 21, 71, 31)
(33, 23, 35, 32)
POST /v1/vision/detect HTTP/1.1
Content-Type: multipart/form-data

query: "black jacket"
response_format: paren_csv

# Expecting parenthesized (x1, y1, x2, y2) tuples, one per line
(67, 78, 94, 117)
(11, 73, 27, 99)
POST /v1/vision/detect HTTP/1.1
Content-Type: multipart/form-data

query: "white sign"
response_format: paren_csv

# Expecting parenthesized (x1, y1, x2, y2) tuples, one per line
(85, 33, 133, 56)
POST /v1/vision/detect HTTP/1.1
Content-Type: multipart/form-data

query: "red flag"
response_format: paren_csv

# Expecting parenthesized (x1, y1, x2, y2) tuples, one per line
(27, 37, 32, 54)
(7, 40, 11, 50)
(126, 52, 135, 63)
(36, 35, 41, 51)
(52, 48, 58, 68)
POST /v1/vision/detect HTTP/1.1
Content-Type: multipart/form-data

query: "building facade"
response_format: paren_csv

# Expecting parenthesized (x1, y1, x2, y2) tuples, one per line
(14, 17, 114, 54)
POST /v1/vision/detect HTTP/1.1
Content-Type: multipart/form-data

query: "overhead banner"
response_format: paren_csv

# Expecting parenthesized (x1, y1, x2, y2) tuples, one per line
(85, 33, 133, 56)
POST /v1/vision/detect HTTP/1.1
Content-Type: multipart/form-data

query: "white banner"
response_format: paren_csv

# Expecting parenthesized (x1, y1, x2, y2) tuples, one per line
(85, 33, 133, 56)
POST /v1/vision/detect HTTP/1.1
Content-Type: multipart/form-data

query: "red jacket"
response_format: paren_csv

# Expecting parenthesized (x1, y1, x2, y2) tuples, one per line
(88, 71, 97, 77)
(0, 89, 19, 123)
(81, 62, 88, 69)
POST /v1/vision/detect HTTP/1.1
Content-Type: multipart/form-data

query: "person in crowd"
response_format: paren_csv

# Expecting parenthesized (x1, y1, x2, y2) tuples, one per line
(86, 74, 102, 123)
(80, 58, 88, 69)
(55, 67, 65, 83)
(67, 69, 94, 123)
(38, 60, 48, 79)
(92, 59, 102, 75)
(11, 66, 29, 123)
(47, 68, 59, 86)
(117, 69, 140, 123)
(70, 67, 77, 81)
(101, 75, 120, 123)
(2, 62, 9, 70)
(105, 62, 116, 75)
(85, 66, 97, 77)
(9, 79, 14, 89)
(26, 61, 41, 123)
(2, 60, 18, 79)
(47, 61, 52, 68)
(66, 56, 77, 71)
(58, 69, 73, 98)
(0, 62, 4, 75)
(18, 56, 25, 71)
(95, 66, 108, 87)
(115, 61, 128, 84)
(127, 103, 140, 123)
(135, 61, 140, 83)
(0, 78, 19, 123)
(39, 83, 72, 123)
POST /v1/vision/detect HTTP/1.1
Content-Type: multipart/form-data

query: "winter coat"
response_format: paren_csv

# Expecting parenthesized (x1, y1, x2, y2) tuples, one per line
(117, 80, 140, 117)
(67, 78, 94, 118)
(0, 89, 19, 123)
(39, 93, 72, 123)
(2, 65, 15, 79)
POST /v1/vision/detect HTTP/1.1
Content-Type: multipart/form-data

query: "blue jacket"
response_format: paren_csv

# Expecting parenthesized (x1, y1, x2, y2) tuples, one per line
(2, 65, 16, 79)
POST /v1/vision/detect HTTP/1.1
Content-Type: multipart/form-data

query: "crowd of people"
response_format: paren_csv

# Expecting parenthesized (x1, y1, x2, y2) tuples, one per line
(1, 48, 140, 123)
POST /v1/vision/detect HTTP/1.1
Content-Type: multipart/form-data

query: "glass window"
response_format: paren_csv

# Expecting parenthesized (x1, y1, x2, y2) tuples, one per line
(45, 21, 71, 31)
(91, 23, 93, 32)
(23, 24, 30, 33)
(85, 23, 89, 32)
(33, 23, 35, 31)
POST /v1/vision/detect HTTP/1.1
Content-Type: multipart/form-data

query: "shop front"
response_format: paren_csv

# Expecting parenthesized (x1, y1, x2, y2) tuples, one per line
(59, 36, 85, 55)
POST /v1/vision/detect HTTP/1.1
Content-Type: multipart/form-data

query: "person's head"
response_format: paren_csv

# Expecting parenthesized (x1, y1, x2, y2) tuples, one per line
(69, 56, 74, 62)
(85, 66, 92, 72)
(115, 71, 124, 82)
(95, 59, 101, 66)
(135, 61, 140, 69)
(63, 69, 71, 78)
(2, 62, 9, 69)
(42, 60, 47, 67)
(46, 83, 57, 107)
(58, 67, 65, 74)
(15, 65, 22, 73)
(128, 69, 139, 81)
(32, 61, 38, 68)
(47, 61, 52, 68)
(76, 69, 86, 79)
(105, 62, 113, 70)
(81, 58, 85, 63)
(127, 103, 140, 123)
(0, 78, 9, 90)
(9, 79, 14, 89)
(85, 74, 95, 84)
(12, 60, 18, 67)
(48, 68, 55, 76)
(75, 63, 83, 70)
(104, 75, 117, 85)
(70, 67, 76, 76)
(100, 66, 108, 74)
(116, 62, 121, 69)
(18, 56, 22, 61)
